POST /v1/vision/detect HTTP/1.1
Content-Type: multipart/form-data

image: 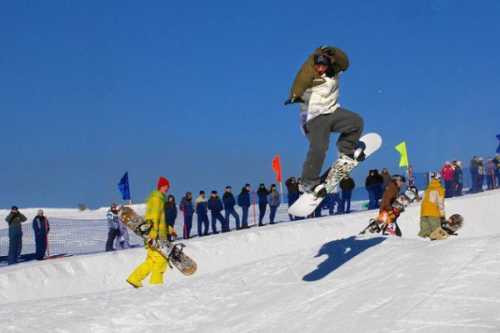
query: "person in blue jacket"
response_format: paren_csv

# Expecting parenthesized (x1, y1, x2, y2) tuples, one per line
(32, 209, 50, 260)
(208, 190, 226, 233)
(195, 191, 209, 237)
(164, 194, 177, 240)
(257, 183, 269, 226)
(223, 186, 240, 230)
(268, 184, 281, 224)
(237, 184, 251, 229)
(180, 192, 194, 239)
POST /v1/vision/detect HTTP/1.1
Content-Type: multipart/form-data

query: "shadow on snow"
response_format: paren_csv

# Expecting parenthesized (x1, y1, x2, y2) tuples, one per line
(303, 236, 385, 282)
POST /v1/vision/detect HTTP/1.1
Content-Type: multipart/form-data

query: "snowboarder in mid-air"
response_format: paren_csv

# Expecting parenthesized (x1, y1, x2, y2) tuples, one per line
(284, 45, 365, 197)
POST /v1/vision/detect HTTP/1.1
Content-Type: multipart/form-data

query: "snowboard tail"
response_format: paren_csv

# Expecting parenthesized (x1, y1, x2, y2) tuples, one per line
(119, 206, 197, 276)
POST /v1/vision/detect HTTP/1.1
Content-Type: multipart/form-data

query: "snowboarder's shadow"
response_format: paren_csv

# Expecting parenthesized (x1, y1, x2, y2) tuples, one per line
(303, 236, 385, 281)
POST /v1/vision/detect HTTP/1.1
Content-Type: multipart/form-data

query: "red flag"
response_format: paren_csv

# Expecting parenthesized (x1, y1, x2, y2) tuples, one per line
(272, 155, 282, 182)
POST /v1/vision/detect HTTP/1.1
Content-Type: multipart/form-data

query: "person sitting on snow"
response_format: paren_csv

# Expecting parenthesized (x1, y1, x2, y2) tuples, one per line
(419, 172, 447, 240)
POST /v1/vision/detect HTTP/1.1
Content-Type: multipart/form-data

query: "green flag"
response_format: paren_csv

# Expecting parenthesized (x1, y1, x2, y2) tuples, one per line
(395, 141, 409, 168)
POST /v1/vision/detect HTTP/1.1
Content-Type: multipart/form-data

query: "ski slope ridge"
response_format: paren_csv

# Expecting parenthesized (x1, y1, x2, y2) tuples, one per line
(1, 190, 500, 332)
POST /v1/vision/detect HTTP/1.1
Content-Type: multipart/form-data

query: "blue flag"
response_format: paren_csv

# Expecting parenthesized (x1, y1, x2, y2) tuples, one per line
(497, 134, 500, 154)
(118, 172, 131, 201)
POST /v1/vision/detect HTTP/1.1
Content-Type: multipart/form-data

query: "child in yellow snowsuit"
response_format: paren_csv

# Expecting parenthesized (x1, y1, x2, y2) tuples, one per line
(127, 177, 176, 287)
(419, 174, 446, 240)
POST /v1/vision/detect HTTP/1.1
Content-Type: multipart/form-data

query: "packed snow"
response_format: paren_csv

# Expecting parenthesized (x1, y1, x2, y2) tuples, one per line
(1, 190, 500, 332)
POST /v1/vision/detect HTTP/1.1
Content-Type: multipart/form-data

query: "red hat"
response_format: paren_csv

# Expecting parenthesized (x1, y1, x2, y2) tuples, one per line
(157, 176, 170, 190)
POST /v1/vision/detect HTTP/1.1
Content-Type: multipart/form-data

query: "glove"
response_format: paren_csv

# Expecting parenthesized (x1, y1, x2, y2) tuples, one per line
(284, 96, 305, 106)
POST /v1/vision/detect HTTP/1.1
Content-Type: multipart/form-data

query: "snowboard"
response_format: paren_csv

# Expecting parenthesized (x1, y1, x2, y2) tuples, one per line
(288, 132, 382, 217)
(119, 206, 197, 276)
(359, 188, 418, 236)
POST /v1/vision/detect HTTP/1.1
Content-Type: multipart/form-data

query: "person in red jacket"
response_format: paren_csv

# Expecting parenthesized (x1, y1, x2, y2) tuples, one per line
(441, 162, 455, 198)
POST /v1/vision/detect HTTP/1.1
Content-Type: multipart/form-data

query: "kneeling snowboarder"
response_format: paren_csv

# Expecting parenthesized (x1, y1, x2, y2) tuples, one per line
(419, 173, 463, 240)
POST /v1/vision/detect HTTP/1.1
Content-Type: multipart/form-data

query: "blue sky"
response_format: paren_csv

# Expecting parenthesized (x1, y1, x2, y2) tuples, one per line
(1, 1, 500, 208)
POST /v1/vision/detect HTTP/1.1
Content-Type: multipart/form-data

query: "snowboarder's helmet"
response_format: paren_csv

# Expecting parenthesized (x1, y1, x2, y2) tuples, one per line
(392, 174, 406, 183)
(313, 54, 331, 66)
(449, 214, 464, 227)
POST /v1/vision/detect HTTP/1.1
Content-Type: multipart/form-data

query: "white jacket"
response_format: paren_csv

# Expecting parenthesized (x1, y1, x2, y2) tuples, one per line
(300, 73, 340, 122)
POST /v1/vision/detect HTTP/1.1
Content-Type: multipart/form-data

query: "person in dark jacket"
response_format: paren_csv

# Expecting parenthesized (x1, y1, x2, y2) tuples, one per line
(164, 195, 177, 241)
(365, 170, 383, 209)
(195, 191, 209, 237)
(180, 192, 194, 239)
(5, 206, 27, 265)
(340, 176, 355, 213)
(268, 184, 281, 224)
(257, 184, 269, 226)
(285, 177, 300, 221)
(208, 191, 226, 233)
(323, 193, 336, 215)
(223, 186, 240, 230)
(105, 203, 121, 251)
(452, 161, 464, 196)
(32, 209, 50, 260)
(237, 184, 251, 228)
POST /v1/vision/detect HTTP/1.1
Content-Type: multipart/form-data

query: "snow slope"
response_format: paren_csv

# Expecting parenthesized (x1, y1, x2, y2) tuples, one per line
(1, 190, 500, 332)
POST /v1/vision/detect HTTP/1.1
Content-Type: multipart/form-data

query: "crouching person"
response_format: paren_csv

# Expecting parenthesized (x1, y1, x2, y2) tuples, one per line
(127, 177, 175, 288)
(419, 173, 446, 240)
(377, 175, 406, 236)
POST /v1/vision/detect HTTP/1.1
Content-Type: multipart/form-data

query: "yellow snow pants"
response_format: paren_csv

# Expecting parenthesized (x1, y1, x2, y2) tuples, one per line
(127, 248, 168, 287)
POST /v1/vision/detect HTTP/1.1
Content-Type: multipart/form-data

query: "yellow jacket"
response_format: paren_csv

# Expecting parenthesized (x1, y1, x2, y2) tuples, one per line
(144, 190, 171, 241)
(420, 179, 445, 218)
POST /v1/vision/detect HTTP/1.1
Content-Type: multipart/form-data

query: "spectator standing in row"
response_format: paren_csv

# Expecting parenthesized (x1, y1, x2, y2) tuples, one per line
(453, 160, 464, 196)
(441, 161, 455, 198)
(381, 168, 392, 189)
(208, 191, 226, 233)
(106, 203, 121, 252)
(116, 213, 130, 249)
(323, 192, 336, 215)
(340, 176, 355, 214)
(365, 170, 383, 209)
(470, 156, 484, 193)
(285, 177, 300, 221)
(32, 209, 50, 260)
(180, 192, 194, 239)
(165, 195, 177, 240)
(238, 184, 251, 228)
(268, 184, 281, 224)
(223, 186, 240, 230)
(5, 206, 27, 265)
(257, 184, 269, 226)
(486, 159, 496, 190)
(494, 155, 500, 187)
(195, 191, 209, 237)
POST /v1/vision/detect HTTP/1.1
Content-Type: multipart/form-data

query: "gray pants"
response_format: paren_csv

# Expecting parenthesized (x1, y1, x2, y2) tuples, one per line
(301, 108, 363, 186)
